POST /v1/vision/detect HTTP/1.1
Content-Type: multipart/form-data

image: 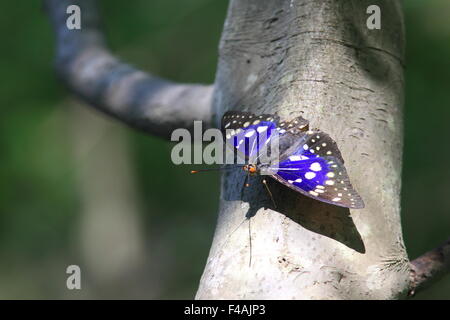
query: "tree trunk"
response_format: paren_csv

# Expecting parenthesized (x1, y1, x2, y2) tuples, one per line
(196, 0, 410, 299)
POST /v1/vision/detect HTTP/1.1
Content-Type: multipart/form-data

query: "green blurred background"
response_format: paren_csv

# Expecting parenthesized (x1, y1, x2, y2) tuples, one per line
(0, 0, 448, 299)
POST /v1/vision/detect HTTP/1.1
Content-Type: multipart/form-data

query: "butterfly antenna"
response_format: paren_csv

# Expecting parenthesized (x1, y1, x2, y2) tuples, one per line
(217, 217, 248, 254)
(190, 165, 239, 174)
(262, 178, 277, 209)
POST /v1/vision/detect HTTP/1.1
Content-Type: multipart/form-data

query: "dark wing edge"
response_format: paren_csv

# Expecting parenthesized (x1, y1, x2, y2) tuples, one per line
(221, 111, 309, 133)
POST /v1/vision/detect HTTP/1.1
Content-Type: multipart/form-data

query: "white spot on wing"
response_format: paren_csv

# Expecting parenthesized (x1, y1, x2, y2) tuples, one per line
(245, 130, 255, 138)
(309, 162, 322, 172)
(257, 126, 268, 133)
(305, 172, 316, 179)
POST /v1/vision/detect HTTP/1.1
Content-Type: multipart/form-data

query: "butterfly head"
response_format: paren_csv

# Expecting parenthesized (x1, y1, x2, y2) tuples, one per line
(243, 164, 258, 175)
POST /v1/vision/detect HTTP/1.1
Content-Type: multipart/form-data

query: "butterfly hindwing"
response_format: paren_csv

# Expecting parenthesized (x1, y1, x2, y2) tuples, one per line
(272, 158, 364, 209)
(271, 129, 364, 209)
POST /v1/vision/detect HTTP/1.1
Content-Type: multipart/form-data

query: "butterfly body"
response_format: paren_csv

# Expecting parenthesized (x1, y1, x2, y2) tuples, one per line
(242, 164, 258, 175)
(222, 111, 365, 209)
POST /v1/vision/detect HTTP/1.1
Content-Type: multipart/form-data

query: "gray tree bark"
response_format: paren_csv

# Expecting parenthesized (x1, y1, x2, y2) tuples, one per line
(196, 0, 409, 299)
(45, 0, 450, 299)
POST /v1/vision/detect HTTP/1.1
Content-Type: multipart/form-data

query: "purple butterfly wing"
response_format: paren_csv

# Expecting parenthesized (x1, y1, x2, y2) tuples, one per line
(221, 111, 308, 161)
(270, 130, 365, 209)
(221, 111, 363, 208)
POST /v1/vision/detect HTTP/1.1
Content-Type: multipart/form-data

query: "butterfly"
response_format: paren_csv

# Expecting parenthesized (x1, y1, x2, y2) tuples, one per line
(220, 111, 365, 209)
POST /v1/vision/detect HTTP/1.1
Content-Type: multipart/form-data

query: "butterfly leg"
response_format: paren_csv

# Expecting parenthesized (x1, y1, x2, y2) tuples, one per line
(248, 217, 252, 268)
(245, 171, 251, 187)
(240, 172, 251, 200)
(262, 178, 277, 209)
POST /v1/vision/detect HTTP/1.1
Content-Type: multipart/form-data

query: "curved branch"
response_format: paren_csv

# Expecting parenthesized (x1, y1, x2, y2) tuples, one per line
(44, 0, 214, 139)
(409, 237, 450, 296)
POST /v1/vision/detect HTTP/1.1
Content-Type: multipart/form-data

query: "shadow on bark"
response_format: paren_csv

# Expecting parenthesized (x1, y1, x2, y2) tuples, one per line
(223, 169, 366, 254)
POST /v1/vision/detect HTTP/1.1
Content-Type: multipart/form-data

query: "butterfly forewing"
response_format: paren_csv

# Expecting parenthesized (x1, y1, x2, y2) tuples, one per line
(222, 112, 279, 162)
(222, 111, 310, 162)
